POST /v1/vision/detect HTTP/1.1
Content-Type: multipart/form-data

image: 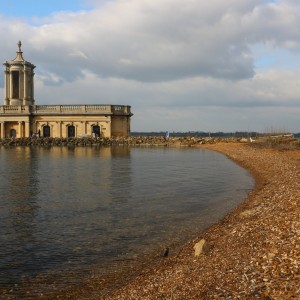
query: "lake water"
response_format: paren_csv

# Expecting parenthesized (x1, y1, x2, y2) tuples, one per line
(0, 146, 254, 299)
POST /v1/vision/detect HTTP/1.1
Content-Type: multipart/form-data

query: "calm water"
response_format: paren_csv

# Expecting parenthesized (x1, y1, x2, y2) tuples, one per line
(0, 146, 254, 299)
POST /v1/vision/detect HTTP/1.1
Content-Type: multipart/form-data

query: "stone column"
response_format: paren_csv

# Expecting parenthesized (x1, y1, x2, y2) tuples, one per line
(18, 121, 22, 138)
(57, 121, 62, 138)
(105, 118, 111, 138)
(25, 121, 30, 137)
(0, 122, 5, 139)
(23, 67, 27, 105)
(32, 72, 35, 104)
(9, 71, 13, 100)
(82, 121, 87, 135)
(4, 71, 9, 105)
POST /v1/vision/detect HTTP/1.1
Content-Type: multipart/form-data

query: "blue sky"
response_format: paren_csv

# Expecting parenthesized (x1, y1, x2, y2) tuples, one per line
(0, 0, 93, 18)
(253, 45, 300, 70)
(0, 0, 299, 133)
(0, 0, 276, 18)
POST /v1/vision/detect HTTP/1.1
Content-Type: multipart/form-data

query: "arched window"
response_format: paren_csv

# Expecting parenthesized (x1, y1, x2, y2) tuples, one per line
(92, 125, 101, 137)
(68, 125, 75, 138)
(43, 125, 50, 137)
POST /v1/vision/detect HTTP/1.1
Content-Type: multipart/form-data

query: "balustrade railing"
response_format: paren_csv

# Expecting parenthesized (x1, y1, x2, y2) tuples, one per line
(85, 105, 110, 111)
(0, 104, 131, 115)
(4, 106, 20, 112)
(36, 105, 57, 112)
(0, 105, 30, 113)
(60, 105, 83, 112)
(33, 105, 112, 113)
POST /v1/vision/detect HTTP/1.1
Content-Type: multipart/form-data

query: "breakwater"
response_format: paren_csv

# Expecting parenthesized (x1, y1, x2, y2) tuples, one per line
(0, 136, 248, 147)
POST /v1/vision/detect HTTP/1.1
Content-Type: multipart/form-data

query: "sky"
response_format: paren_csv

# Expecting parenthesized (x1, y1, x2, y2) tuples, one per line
(0, 0, 300, 133)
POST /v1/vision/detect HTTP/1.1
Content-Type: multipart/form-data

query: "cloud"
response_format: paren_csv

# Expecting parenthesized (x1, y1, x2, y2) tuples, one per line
(0, 0, 300, 132)
(2, 0, 299, 84)
(0, 0, 262, 83)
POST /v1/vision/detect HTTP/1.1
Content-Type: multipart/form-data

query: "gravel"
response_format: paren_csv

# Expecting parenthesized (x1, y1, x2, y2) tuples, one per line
(103, 143, 300, 300)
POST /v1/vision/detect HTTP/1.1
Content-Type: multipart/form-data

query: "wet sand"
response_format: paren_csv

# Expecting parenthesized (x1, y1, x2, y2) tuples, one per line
(103, 143, 300, 299)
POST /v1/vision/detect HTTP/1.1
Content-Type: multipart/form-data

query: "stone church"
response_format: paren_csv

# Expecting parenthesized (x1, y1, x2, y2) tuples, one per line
(0, 41, 132, 139)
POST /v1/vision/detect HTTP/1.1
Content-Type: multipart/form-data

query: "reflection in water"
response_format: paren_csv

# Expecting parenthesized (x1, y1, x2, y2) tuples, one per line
(0, 146, 253, 298)
(0, 148, 40, 289)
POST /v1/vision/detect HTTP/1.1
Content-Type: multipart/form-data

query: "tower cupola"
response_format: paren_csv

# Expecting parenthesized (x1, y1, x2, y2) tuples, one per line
(3, 41, 36, 106)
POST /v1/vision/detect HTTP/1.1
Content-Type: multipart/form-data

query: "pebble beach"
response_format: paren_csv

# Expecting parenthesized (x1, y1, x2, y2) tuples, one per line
(102, 142, 300, 300)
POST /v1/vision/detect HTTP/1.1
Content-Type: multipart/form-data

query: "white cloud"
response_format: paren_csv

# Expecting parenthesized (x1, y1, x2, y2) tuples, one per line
(0, 0, 300, 132)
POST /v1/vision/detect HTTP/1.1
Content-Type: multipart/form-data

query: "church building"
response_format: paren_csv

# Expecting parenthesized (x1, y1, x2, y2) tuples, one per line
(0, 41, 132, 139)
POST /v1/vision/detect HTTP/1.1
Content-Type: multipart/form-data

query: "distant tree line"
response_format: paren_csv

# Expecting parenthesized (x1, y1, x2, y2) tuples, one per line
(131, 131, 300, 138)
(132, 131, 256, 138)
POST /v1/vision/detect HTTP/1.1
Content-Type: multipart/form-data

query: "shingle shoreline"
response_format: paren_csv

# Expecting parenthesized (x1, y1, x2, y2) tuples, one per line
(103, 143, 300, 299)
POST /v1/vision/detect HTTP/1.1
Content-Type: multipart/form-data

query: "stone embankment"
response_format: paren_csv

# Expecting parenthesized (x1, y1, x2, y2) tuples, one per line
(0, 136, 247, 147)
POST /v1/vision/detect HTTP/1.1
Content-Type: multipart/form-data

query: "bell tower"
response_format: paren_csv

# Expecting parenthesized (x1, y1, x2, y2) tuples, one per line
(3, 41, 35, 106)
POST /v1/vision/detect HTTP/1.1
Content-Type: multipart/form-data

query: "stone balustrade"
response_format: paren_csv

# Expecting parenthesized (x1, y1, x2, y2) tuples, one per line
(0, 104, 132, 115)
(0, 105, 31, 113)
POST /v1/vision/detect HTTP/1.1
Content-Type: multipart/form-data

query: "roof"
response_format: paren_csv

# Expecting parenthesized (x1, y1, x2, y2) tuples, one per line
(3, 41, 36, 68)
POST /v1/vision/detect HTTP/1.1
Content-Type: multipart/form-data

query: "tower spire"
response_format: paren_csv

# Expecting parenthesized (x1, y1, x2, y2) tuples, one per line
(13, 40, 24, 62)
(17, 40, 22, 52)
